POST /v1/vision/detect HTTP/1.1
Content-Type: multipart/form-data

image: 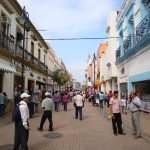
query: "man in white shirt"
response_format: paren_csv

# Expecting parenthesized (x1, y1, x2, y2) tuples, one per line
(130, 91, 141, 139)
(74, 91, 84, 120)
(13, 93, 30, 150)
(38, 92, 53, 131)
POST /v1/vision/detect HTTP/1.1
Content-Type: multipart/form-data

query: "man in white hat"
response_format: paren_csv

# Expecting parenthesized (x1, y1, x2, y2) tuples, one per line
(13, 93, 30, 150)
(38, 92, 53, 131)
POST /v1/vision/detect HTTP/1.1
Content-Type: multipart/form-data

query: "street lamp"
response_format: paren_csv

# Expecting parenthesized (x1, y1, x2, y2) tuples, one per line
(18, 6, 30, 93)
(93, 53, 96, 98)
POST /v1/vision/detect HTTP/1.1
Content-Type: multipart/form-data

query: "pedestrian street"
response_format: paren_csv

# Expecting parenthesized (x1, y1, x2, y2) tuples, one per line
(0, 102, 149, 150)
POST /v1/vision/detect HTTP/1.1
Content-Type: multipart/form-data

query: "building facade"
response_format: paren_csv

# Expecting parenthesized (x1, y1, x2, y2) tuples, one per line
(100, 11, 119, 93)
(116, 0, 150, 112)
(0, 0, 67, 107)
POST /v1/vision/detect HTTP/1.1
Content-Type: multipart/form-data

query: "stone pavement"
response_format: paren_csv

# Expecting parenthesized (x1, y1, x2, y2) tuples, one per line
(0, 102, 150, 150)
(101, 104, 150, 142)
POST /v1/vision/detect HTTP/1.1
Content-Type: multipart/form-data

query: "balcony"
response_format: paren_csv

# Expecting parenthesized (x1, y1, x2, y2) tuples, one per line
(136, 14, 150, 42)
(123, 34, 135, 53)
(0, 33, 48, 74)
(116, 14, 150, 64)
(0, 33, 15, 53)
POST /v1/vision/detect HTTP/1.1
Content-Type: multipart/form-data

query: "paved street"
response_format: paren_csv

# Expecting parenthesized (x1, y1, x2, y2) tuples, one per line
(0, 102, 150, 150)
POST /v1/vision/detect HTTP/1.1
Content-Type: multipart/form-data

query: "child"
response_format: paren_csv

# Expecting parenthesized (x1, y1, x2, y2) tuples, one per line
(120, 96, 127, 114)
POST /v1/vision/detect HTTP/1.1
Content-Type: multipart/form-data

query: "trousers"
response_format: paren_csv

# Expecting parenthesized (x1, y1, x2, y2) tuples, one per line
(13, 121, 29, 150)
(131, 111, 141, 136)
(40, 110, 53, 130)
(112, 113, 123, 134)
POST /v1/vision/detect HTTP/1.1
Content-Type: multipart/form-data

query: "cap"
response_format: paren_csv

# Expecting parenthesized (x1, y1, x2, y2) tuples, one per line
(45, 92, 50, 96)
(21, 93, 30, 99)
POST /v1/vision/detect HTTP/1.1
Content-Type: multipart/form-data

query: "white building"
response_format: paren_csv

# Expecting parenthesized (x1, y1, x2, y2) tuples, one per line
(100, 11, 119, 93)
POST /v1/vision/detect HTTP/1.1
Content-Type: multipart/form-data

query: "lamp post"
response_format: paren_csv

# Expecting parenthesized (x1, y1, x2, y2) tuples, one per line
(18, 6, 30, 93)
(93, 53, 96, 98)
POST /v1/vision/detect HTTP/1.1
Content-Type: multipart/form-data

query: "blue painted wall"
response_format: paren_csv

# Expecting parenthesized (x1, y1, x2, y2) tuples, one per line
(128, 71, 150, 93)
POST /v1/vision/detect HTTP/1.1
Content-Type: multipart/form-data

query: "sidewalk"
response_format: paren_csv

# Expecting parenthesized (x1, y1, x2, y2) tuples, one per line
(0, 102, 150, 150)
(97, 104, 150, 142)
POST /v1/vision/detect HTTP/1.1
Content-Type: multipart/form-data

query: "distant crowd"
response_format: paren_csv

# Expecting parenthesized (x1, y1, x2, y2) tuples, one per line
(0, 88, 142, 150)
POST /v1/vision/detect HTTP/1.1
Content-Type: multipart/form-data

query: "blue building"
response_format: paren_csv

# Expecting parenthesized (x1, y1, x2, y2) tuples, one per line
(116, 0, 150, 113)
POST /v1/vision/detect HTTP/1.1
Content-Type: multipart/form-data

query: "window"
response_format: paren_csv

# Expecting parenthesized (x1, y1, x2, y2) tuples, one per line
(44, 55, 46, 65)
(31, 42, 34, 56)
(38, 49, 41, 61)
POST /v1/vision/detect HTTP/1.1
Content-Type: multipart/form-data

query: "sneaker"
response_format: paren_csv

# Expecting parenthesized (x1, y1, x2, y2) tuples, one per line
(37, 127, 43, 131)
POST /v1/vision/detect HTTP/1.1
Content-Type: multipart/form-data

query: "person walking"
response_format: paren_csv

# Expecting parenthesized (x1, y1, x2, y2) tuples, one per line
(13, 93, 30, 150)
(99, 91, 104, 108)
(74, 91, 84, 120)
(62, 93, 69, 111)
(0, 89, 5, 117)
(129, 91, 141, 139)
(38, 92, 53, 132)
(110, 91, 125, 136)
(53, 91, 61, 112)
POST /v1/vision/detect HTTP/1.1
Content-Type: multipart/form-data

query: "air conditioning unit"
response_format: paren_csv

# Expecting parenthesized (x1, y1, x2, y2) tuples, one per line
(1, 16, 11, 25)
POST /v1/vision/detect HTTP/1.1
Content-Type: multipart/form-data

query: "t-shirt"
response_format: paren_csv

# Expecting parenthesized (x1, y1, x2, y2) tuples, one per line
(109, 97, 120, 113)
(120, 99, 126, 106)
(63, 95, 69, 102)
(42, 98, 53, 111)
(99, 93, 104, 101)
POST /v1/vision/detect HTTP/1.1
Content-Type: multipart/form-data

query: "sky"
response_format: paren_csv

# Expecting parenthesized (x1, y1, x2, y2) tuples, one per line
(17, 0, 124, 83)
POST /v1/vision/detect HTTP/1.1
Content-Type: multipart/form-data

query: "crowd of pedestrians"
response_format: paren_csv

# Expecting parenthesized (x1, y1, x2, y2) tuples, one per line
(10, 87, 142, 150)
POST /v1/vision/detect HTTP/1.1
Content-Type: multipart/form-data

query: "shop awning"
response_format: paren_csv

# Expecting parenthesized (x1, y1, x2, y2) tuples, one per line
(0, 62, 16, 73)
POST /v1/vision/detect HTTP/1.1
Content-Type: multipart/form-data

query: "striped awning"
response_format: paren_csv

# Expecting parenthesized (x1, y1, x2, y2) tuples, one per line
(0, 62, 16, 73)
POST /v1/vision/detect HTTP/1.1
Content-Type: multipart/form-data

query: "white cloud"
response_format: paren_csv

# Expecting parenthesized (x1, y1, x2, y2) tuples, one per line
(17, 0, 118, 36)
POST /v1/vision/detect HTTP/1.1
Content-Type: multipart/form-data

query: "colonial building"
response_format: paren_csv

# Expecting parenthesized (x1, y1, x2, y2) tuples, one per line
(116, 0, 150, 112)
(100, 11, 119, 93)
(0, 0, 66, 106)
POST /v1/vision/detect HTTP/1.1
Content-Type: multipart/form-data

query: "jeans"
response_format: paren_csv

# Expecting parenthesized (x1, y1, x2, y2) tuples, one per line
(64, 102, 67, 111)
(40, 110, 53, 130)
(99, 100, 103, 108)
(75, 106, 83, 120)
(112, 113, 123, 134)
(54, 102, 59, 112)
(13, 121, 29, 150)
(0, 104, 4, 117)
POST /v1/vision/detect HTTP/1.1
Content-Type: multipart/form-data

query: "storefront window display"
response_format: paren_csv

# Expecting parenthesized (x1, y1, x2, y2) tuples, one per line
(134, 80, 150, 113)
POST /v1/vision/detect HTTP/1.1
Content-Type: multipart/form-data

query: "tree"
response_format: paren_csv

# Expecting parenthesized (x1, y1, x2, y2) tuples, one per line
(51, 69, 69, 90)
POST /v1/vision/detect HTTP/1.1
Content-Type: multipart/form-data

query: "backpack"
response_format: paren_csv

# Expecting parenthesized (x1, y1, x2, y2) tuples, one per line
(12, 103, 22, 122)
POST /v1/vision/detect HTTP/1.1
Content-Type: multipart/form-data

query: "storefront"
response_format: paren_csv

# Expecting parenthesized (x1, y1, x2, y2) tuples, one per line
(120, 82, 128, 99)
(133, 80, 150, 113)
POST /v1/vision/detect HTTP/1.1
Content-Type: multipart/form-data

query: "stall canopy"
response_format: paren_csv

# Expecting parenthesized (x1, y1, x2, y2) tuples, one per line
(0, 62, 16, 73)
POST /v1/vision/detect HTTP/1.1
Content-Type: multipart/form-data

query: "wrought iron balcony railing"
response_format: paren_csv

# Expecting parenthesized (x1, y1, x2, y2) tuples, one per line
(0, 35, 47, 73)
(115, 47, 121, 60)
(123, 34, 135, 53)
(0, 33, 15, 52)
(136, 14, 150, 42)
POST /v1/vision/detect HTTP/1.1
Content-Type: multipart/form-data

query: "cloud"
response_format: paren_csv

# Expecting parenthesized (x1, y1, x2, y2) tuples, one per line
(17, 0, 118, 36)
